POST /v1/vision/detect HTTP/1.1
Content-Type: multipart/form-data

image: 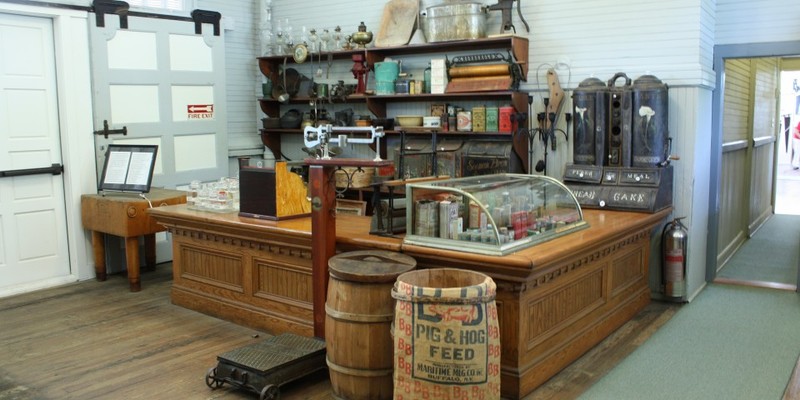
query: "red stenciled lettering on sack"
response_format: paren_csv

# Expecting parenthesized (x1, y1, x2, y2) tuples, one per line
(398, 316, 412, 336)
(397, 337, 412, 355)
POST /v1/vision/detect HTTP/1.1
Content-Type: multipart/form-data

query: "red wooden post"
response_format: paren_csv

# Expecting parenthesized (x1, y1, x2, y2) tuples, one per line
(306, 158, 394, 339)
(309, 164, 336, 338)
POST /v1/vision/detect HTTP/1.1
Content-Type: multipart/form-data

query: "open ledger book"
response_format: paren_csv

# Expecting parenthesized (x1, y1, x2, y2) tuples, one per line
(98, 144, 158, 193)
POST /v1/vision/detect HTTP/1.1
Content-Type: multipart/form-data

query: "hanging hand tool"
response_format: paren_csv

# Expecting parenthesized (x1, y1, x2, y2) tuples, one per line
(535, 111, 547, 173)
(544, 68, 565, 151)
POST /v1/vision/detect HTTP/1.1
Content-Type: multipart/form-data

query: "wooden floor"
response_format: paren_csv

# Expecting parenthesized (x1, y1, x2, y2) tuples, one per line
(0, 264, 680, 400)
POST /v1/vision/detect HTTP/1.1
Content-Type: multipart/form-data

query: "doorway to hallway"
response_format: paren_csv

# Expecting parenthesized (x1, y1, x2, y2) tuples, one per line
(715, 65, 799, 291)
(775, 140, 800, 216)
(775, 70, 800, 216)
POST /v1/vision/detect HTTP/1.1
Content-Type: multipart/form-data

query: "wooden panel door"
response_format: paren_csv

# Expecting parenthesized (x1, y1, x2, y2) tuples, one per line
(0, 13, 71, 293)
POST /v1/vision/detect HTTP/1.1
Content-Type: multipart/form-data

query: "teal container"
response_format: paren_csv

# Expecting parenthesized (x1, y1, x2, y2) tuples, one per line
(374, 61, 400, 82)
(376, 80, 395, 95)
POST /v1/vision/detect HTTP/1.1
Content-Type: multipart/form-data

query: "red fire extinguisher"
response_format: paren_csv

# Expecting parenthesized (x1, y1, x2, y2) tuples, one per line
(662, 217, 687, 299)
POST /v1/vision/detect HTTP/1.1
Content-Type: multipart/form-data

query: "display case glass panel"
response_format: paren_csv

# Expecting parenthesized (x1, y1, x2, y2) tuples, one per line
(405, 174, 587, 255)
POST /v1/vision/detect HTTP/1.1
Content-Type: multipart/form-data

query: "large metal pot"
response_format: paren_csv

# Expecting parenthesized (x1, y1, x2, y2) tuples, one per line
(420, 0, 488, 42)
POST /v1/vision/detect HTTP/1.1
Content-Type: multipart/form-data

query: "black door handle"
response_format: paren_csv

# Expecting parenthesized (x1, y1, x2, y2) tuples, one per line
(0, 163, 64, 178)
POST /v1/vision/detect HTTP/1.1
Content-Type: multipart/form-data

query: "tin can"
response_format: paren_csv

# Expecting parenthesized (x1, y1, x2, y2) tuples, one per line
(423, 116, 441, 128)
(499, 106, 514, 133)
(457, 111, 472, 132)
(408, 79, 416, 95)
(485, 107, 499, 131)
(472, 106, 486, 132)
(395, 80, 409, 94)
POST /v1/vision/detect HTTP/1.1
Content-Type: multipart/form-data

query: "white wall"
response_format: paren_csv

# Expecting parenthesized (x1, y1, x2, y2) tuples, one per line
(716, 0, 800, 45)
(198, 0, 263, 156)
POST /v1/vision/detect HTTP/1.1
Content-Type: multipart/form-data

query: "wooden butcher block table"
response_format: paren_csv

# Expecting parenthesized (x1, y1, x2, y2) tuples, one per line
(81, 188, 186, 291)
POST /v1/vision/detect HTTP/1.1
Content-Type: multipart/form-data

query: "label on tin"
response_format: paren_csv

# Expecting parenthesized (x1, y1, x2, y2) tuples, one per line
(472, 107, 486, 132)
(485, 107, 498, 132)
(498, 107, 514, 133)
(457, 111, 472, 132)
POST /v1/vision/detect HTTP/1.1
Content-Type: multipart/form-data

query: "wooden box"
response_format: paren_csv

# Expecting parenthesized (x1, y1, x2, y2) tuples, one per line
(239, 161, 311, 220)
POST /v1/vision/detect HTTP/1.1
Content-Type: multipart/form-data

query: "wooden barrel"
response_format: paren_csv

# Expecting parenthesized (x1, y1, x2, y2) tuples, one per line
(391, 268, 501, 399)
(325, 250, 416, 400)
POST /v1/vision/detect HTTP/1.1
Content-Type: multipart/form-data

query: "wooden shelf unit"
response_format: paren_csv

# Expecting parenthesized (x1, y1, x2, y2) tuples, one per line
(256, 36, 531, 172)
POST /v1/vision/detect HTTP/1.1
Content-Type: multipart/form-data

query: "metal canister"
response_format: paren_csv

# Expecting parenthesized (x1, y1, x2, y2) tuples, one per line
(485, 107, 499, 131)
(498, 106, 514, 133)
(472, 106, 486, 132)
(632, 74, 669, 167)
(572, 77, 609, 166)
(395, 80, 410, 94)
(457, 110, 472, 132)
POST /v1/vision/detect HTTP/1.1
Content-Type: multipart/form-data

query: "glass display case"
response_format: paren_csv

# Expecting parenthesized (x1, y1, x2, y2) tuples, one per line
(404, 174, 588, 255)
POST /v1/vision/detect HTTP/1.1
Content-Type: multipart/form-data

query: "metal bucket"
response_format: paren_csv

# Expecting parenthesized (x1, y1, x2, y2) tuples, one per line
(420, 1, 488, 42)
(632, 74, 669, 167)
(572, 77, 609, 166)
(375, 81, 396, 95)
(374, 61, 400, 81)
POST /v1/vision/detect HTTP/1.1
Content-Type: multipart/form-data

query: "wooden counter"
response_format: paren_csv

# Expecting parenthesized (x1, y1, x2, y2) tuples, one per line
(402, 209, 670, 398)
(147, 206, 399, 337)
(148, 205, 669, 399)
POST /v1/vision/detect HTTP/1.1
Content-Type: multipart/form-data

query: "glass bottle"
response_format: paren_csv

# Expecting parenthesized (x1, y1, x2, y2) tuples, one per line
(284, 19, 293, 48)
(424, 63, 432, 94)
(228, 178, 240, 211)
(333, 25, 343, 50)
(308, 28, 318, 53)
(188, 180, 200, 209)
(261, 28, 273, 56)
(320, 29, 331, 52)
(275, 32, 285, 55)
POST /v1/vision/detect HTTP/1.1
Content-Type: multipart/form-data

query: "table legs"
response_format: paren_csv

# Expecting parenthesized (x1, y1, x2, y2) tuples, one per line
(125, 236, 141, 292)
(91, 232, 153, 292)
(91, 231, 106, 281)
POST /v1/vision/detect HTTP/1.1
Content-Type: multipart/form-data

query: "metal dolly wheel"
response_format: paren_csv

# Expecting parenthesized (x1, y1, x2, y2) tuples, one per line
(205, 333, 326, 400)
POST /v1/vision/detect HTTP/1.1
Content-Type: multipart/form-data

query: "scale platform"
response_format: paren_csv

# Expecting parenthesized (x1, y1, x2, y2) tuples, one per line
(205, 333, 327, 400)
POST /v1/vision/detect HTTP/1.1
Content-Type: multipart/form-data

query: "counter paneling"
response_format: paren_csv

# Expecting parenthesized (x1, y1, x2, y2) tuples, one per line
(149, 205, 668, 398)
(401, 210, 664, 397)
